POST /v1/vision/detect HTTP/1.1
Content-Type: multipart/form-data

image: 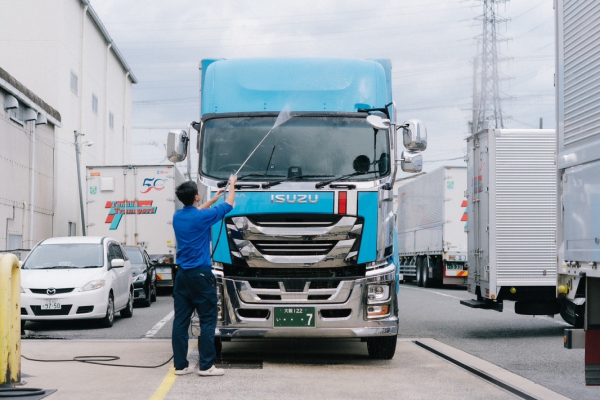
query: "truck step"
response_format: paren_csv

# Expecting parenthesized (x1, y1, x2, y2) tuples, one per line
(460, 299, 503, 312)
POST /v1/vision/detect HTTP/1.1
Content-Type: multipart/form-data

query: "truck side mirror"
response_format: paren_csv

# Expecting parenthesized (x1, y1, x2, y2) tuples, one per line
(167, 130, 188, 162)
(402, 119, 427, 151)
(401, 151, 422, 173)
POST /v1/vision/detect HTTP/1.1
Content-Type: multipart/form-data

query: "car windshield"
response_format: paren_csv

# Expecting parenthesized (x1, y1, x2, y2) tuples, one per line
(123, 247, 144, 264)
(201, 116, 390, 181)
(22, 244, 104, 269)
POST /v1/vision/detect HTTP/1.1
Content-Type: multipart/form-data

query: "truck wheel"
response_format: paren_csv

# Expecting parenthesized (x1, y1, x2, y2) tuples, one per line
(422, 262, 430, 288)
(416, 258, 424, 287)
(367, 336, 397, 359)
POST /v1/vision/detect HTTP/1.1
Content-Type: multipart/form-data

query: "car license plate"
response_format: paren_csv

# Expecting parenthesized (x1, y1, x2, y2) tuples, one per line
(274, 307, 315, 327)
(42, 300, 61, 310)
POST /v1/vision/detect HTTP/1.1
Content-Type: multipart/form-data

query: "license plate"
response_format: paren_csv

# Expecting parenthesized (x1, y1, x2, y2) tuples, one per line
(274, 307, 315, 327)
(42, 300, 61, 310)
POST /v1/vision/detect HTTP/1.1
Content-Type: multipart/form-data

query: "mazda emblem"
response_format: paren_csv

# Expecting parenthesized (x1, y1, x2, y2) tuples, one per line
(47, 288, 56, 295)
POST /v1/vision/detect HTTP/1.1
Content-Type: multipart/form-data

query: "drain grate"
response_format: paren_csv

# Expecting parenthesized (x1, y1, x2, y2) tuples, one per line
(215, 358, 263, 369)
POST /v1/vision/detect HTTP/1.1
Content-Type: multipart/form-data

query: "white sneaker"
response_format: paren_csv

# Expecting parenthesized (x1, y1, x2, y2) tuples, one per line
(198, 365, 225, 376)
(174, 367, 194, 375)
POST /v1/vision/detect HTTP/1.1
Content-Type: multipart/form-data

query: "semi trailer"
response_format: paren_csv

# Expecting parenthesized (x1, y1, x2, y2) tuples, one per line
(397, 166, 468, 287)
(460, 129, 560, 315)
(555, 0, 600, 385)
(166, 58, 427, 359)
(85, 165, 184, 287)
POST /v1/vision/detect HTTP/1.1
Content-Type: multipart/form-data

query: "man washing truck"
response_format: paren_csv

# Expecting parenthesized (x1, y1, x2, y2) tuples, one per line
(166, 58, 427, 360)
(171, 175, 236, 376)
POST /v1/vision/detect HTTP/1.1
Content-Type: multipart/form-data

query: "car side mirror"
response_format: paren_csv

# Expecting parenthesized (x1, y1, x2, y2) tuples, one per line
(401, 151, 423, 173)
(111, 259, 125, 268)
(402, 119, 427, 151)
(167, 130, 188, 162)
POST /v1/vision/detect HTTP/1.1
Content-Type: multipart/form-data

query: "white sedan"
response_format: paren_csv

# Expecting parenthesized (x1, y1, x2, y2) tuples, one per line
(20, 236, 134, 328)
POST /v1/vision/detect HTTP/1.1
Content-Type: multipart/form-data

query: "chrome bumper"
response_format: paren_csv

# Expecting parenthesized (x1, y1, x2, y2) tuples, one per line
(191, 263, 398, 339)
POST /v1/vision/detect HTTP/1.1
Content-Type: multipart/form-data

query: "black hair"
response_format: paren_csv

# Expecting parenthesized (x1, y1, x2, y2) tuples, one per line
(175, 181, 198, 206)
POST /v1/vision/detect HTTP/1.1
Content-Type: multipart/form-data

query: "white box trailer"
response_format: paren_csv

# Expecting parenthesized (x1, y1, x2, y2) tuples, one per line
(85, 165, 184, 287)
(556, 0, 600, 385)
(397, 166, 468, 287)
(461, 129, 559, 315)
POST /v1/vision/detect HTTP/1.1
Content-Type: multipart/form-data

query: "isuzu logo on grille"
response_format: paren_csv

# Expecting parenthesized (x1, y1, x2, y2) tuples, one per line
(271, 194, 318, 204)
(47, 288, 56, 295)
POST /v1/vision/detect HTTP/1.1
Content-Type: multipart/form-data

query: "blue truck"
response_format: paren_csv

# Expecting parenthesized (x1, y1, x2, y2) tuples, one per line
(166, 58, 426, 359)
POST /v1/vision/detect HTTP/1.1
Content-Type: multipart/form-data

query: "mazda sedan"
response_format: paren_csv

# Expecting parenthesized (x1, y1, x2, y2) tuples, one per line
(20, 236, 134, 328)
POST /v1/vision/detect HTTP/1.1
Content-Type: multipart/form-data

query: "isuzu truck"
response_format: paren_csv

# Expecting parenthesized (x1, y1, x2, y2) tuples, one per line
(85, 165, 184, 287)
(555, 0, 600, 385)
(396, 166, 469, 287)
(166, 58, 427, 359)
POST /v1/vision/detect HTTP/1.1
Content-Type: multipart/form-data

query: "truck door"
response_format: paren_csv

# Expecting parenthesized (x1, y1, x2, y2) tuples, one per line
(468, 132, 490, 288)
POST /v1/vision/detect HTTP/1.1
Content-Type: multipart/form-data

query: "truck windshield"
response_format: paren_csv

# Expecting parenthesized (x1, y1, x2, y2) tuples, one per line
(201, 116, 390, 181)
(22, 244, 104, 269)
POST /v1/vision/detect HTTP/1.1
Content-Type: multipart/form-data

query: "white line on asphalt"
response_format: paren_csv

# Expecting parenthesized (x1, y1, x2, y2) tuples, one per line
(143, 310, 175, 339)
(402, 285, 572, 327)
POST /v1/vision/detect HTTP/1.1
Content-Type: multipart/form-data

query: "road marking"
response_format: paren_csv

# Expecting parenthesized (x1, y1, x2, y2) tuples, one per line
(149, 366, 176, 400)
(144, 310, 175, 339)
(403, 285, 572, 327)
(402, 285, 465, 300)
(149, 342, 198, 400)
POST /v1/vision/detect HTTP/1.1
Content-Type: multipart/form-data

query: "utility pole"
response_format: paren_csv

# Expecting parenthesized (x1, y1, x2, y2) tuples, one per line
(476, 0, 508, 132)
(472, 53, 479, 135)
(74, 131, 87, 236)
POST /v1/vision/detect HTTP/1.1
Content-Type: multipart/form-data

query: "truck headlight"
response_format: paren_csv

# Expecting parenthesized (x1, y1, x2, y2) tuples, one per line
(367, 305, 390, 318)
(133, 273, 147, 283)
(367, 284, 390, 303)
(80, 280, 106, 292)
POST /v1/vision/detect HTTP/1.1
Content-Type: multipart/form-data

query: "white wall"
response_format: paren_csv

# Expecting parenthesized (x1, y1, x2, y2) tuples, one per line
(0, 87, 56, 250)
(0, 0, 134, 238)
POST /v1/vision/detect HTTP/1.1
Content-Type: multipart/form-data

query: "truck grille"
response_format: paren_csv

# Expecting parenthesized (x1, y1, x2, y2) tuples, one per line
(247, 214, 341, 227)
(252, 240, 337, 256)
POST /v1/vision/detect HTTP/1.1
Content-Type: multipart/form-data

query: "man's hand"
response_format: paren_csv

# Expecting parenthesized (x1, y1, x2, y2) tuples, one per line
(210, 189, 225, 204)
(226, 175, 237, 207)
(228, 174, 238, 187)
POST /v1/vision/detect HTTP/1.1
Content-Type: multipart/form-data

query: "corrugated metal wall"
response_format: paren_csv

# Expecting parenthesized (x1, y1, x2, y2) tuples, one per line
(494, 131, 556, 285)
(563, 0, 600, 149)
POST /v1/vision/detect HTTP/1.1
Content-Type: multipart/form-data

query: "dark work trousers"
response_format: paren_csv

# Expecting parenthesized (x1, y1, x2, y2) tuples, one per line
(172, 267, 218, 371)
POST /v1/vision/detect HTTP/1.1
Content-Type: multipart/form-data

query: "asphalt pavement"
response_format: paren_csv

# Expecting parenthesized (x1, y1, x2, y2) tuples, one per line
(20, 284, 600, 399)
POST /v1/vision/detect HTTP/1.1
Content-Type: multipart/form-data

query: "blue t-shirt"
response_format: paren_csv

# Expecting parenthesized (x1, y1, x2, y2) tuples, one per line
(173, 203, 233, 269)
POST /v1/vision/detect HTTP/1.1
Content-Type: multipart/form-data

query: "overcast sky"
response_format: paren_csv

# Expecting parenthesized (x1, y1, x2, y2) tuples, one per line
(91, 0, 555, 179)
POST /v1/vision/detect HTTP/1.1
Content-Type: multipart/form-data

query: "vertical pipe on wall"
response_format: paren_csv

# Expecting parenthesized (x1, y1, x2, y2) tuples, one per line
(28, 122, 36, 248)
(79, 5, 88, 236)
(122, 71, 129, 164)
(103, 43, 111, 164)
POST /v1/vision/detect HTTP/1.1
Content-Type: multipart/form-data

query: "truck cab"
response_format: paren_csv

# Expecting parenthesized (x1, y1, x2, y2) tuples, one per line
(167, 58, 426, 359)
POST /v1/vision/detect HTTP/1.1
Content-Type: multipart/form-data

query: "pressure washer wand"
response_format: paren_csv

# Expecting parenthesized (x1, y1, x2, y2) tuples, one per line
(222, 126, 275, 191)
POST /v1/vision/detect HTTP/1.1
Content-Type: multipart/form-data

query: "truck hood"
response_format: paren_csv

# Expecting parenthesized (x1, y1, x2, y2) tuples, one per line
(21, 268, 106, 290)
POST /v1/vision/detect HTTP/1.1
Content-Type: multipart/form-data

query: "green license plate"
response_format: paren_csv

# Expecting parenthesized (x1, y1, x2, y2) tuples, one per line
(274, 307, 315, 327)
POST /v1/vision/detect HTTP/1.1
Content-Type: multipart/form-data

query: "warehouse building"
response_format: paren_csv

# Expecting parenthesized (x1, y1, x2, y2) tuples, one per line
(0, 0, 136, 239)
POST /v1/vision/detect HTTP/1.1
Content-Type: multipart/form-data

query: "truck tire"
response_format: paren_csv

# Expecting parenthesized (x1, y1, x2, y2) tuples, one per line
(367, 336, 397, 359)
(416, 258, 424, 287)
(514, 300, 560, 316)
(422, 260, 430, 288)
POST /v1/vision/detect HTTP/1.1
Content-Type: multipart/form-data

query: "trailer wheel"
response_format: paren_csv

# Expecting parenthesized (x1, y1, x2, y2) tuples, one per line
(422, 261, 431, 288)
(367, 336, 397, 359)
(416, 258, 424, 287)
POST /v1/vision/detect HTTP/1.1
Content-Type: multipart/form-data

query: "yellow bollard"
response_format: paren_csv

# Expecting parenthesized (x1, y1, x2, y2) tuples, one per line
(0, 254, 21, 386)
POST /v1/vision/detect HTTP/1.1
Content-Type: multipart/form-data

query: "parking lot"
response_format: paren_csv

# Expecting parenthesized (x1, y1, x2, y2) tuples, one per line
(20, 284, 600, 400)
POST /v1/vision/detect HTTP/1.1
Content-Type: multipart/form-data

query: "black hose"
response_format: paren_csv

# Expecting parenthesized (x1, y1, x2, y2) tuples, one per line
(21, 354, 174, 369)
(0, 388, 46, 398)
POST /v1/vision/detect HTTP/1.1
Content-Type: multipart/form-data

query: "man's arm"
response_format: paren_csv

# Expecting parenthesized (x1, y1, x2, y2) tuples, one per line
(198, 190, 224, 210)
(225, 174, 237, 207)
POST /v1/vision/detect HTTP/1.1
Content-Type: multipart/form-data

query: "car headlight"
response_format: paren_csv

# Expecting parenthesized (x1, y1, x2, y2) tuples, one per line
(80, 280, 106, 292)
(367, 284, 390, 303)
(133, 273, 147, 283)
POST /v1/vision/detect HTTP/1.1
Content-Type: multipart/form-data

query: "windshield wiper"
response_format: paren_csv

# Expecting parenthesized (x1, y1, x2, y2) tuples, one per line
(315, 171, 376, 188)
(82, 265, 103, 268)
(35, 266, 75, 269)
(262, 174, 334, 189)
(217, 173, 285, 188)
